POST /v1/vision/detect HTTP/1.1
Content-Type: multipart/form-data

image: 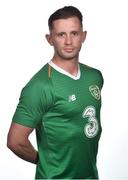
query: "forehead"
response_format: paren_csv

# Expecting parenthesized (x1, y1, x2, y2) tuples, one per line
(52, 17, 82, 32)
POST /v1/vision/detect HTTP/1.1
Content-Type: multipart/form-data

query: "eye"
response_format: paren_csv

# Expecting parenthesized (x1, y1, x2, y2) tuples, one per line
(72, 31, 79, 36)
(57, 32, 65, 37)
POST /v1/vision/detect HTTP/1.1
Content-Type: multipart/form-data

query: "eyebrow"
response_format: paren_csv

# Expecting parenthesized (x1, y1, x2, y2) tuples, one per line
(56, 30, 80, 34)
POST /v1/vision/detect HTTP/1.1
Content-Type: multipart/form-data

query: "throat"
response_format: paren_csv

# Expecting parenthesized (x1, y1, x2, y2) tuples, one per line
(52, 59, 79, 76)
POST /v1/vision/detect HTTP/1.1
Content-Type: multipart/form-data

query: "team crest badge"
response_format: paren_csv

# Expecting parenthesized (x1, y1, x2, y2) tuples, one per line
(89, 85, 101, 100)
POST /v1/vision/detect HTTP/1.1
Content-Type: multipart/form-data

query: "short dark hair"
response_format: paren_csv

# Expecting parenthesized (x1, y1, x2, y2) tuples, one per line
(48, 6, 83, 31)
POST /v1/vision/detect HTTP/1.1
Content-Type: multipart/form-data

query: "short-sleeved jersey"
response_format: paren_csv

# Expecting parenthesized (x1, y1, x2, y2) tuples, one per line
(12, 62, 103, 179)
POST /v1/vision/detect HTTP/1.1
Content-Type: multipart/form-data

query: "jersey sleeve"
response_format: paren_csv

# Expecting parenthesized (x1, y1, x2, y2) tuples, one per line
(12, 79, 52, 128)
(98, 70, 104, 89)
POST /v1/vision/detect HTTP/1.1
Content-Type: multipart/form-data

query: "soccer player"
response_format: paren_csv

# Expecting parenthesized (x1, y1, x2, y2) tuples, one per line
(7, 6, 104, 179)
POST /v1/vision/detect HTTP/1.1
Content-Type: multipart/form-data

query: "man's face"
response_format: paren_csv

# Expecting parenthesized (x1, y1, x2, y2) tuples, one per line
(46, 17, 86, 60)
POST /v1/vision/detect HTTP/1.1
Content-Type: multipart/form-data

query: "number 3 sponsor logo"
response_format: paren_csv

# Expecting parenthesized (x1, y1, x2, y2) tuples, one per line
(82, 106, 98, 138)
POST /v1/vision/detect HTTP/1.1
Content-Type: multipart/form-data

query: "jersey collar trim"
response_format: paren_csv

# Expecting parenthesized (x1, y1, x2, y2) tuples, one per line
(48, 61, 81, 80)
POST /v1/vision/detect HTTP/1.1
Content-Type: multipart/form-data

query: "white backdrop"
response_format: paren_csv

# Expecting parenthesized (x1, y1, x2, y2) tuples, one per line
(0, 0, 128, 179)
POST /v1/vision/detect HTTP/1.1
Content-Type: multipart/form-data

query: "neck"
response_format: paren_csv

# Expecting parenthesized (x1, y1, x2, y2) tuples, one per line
(52, 56, 79, 76)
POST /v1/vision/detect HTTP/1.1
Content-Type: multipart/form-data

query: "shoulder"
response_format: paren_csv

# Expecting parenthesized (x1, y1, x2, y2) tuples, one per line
(29, 63, 50, 84)
(80, 63, 103, 76)
(80, 62, 100, 72)
(21, 63, 52, 95)
(80, 63, 104, 88)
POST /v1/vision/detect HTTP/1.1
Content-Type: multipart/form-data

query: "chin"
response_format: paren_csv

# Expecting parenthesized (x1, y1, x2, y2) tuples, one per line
(61, 53, 78, 60)
(60, 56, 76, 61)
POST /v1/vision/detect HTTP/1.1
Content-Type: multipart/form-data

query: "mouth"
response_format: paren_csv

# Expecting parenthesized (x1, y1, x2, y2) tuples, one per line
(64, 48, 74, 53)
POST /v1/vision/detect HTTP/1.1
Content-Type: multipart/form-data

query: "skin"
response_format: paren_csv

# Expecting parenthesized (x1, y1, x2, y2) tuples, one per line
(46, 17, 87, 76)
(7, 123, 38, 164)
(7, 16, 87, 164)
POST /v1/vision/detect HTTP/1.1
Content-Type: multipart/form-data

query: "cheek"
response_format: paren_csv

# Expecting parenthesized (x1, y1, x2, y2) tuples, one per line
(52, 42, 62, 52)
(74, 36, 83, 43)
(53, 39, 64, 48)
(74, 39, 83, 47)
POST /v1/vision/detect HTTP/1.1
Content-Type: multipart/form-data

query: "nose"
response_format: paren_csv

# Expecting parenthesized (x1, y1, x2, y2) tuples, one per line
(65, 35, 72, 45)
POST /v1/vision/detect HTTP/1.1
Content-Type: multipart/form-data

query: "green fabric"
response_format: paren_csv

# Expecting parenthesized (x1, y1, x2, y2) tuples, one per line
(12, 63, 103, 179)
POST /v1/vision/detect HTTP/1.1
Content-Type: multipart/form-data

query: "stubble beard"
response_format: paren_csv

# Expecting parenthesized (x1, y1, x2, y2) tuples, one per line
(55, 47, 81, 61)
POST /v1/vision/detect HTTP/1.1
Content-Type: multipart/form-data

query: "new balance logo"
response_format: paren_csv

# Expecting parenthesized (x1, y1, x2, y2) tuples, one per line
(68, 94, 76, 102)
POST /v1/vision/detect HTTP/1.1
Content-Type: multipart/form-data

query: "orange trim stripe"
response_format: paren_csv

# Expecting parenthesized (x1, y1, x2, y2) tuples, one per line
(48, 64, 51, 78)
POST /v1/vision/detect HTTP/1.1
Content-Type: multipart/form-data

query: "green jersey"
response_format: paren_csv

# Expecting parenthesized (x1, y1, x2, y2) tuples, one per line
(12, 61, 103, 179)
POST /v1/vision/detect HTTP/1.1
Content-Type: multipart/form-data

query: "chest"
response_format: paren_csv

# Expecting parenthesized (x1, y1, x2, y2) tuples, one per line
(51, 76, 101, 117)
(42, 76, 102, 142)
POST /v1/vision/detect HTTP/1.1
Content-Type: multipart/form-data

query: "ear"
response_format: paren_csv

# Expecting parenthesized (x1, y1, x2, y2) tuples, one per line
(45, 34, 53, 46)
(82, 31, 87, 43)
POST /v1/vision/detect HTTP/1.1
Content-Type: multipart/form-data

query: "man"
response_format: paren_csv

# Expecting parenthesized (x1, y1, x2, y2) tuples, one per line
(7, 6, 103, 179)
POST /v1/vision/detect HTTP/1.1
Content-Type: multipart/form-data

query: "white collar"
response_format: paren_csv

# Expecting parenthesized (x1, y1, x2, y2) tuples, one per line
(48, 61, 81, 80)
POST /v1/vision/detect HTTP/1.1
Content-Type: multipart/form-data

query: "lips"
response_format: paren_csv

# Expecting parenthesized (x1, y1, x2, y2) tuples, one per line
(64, 48, 74, 52)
